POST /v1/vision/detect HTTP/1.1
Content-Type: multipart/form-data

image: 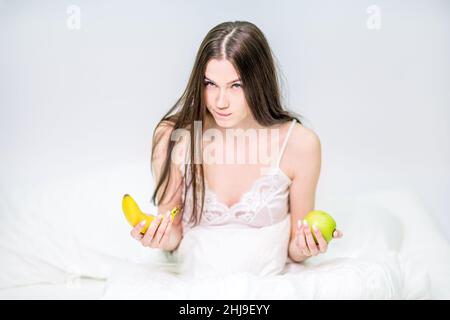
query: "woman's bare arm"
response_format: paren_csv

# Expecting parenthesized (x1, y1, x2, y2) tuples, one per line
(287, 125, 321, 262)
(150, 121, 185, 252)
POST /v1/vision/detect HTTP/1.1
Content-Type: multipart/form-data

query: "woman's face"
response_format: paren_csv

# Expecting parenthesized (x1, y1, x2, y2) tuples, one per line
(203, 58, 251, 128)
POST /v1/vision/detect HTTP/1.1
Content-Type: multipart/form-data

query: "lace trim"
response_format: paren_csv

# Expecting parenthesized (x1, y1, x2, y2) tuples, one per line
(201, 168, 292, 225)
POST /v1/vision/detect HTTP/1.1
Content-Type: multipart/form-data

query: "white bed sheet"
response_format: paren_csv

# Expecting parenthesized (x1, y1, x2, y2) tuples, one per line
(0, 278, 106, 300)
(1, 165, 449, 300)
(100, 188, 450, 300)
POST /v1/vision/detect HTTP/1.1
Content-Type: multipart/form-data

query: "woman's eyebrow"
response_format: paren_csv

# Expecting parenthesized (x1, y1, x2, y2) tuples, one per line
(204, 76, 241, 84)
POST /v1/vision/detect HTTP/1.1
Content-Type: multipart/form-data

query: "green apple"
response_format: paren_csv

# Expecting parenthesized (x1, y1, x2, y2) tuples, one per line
(304, 210, 337, 244)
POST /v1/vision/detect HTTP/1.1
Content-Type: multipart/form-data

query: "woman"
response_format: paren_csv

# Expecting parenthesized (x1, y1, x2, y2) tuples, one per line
(130, 20, 343, 264)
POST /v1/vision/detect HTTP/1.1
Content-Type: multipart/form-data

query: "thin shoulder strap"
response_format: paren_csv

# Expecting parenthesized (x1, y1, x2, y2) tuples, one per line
(276, 119, 297, 167)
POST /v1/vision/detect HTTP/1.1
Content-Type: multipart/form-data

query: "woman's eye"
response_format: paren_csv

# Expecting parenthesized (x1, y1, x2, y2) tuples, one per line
(203, 81, 241, 89)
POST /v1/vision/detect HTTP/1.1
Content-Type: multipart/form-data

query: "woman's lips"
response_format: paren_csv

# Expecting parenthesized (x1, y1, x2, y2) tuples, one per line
(215, 110, 232, 117)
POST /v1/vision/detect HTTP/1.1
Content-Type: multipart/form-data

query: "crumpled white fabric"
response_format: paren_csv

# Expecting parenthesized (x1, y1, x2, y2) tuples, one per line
(102, 205, 432, 300)
(174, 216, 291, 279)
(102, 252, 410, 300)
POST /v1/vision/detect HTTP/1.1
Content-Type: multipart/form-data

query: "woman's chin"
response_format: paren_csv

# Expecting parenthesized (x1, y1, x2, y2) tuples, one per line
(214, 118, 234, 128)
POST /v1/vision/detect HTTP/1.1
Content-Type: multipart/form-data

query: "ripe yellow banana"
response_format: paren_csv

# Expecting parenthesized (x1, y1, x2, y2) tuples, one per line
(122, 194, 179, 234)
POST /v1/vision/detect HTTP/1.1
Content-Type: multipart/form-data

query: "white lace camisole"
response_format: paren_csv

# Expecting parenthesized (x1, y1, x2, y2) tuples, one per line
(178, 119, 297, 232)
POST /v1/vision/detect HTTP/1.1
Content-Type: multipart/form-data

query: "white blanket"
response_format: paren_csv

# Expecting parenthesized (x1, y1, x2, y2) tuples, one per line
(102, 196, 436, 299)
(1, 161, 448, 299)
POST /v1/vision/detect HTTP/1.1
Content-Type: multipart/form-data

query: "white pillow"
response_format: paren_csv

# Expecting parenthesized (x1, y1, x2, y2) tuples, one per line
(0, 178, 81, 288)
(353, 188, 450, 299)
(62, 162, 155, 260)
(0, 161, 156, 288)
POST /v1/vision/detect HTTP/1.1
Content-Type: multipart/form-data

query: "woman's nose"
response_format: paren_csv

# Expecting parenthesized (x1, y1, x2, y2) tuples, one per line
(216, 90, 229, 109)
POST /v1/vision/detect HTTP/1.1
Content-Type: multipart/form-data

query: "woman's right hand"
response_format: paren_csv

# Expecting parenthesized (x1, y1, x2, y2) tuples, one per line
(130, 210, 179, 250)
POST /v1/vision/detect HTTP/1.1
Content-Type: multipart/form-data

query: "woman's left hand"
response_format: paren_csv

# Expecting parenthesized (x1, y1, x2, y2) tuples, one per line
(295, 219, 343, 257)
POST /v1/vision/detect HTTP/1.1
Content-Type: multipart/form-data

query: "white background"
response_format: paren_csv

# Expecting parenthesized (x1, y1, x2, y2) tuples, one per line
(1, 0, 449, 240)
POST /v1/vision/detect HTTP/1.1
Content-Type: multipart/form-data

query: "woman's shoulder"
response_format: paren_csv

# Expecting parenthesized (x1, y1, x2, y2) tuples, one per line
(287, 122, 321, 158)
(152, 120, 190, 178)
(152, 119, 190, 162)
(153, 119, 176, 138)
(153, 117, 190, 143)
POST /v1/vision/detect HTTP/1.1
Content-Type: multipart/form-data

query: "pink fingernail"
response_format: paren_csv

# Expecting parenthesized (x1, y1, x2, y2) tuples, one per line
(140, 220, 146, 226)
(297, 220, 302, 228)
(312, 224, 318, 231)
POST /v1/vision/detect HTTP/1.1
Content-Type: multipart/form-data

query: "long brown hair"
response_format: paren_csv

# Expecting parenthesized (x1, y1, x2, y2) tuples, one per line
(150, 21, 303, 228)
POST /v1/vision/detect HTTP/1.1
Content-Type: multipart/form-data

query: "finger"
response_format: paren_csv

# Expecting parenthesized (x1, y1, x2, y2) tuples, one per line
(303, 220, 319, 256)
(296, 220, 309, 256)
(154, 210, 171, 245)
(171, 206, 183, 225)
(295, 220, 302, 247)
(159, 219, 174, 247)
(312, 224, 328, 253)
(141, 214, 163, 246)
(333, 229, 343, 238)
(130, 220, 147, 240)
(131, 231, 144, 241)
